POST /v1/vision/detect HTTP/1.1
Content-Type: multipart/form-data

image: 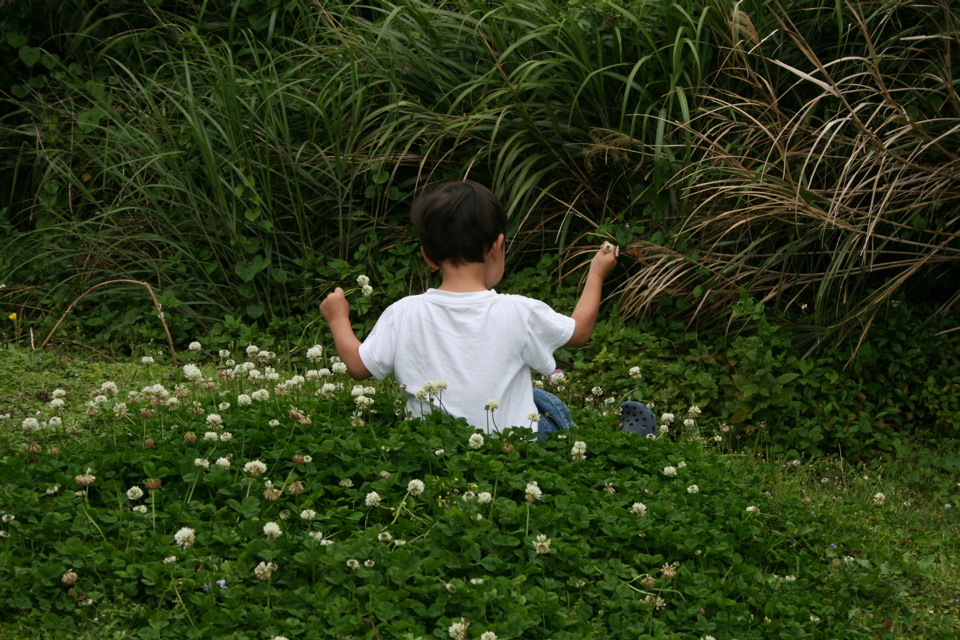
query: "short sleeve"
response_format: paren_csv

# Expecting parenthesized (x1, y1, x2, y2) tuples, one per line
(520, 299, 576, 377)
(358, 303, 399, 380)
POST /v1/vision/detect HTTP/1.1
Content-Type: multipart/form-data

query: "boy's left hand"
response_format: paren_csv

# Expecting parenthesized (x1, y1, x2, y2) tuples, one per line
(320, 287, 351, 322)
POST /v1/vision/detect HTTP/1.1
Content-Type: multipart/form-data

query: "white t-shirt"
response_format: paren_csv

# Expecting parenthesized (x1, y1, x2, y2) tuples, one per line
(358, 289, 575, 433)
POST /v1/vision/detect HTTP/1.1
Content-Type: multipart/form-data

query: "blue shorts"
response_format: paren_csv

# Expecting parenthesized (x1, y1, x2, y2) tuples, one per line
(533, 388, 575, 440)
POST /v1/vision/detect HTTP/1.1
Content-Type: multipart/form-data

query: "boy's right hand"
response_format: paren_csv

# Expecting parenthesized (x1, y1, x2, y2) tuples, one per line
(319, 287, 351, 323)
(589, 242, 618, 280)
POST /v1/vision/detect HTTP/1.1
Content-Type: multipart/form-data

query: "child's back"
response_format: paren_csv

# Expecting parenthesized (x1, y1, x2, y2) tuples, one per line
(320, 180, 616, 434)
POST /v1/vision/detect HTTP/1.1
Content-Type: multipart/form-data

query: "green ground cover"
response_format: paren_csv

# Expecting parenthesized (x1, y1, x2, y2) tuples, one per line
(0, 340, 957, 639)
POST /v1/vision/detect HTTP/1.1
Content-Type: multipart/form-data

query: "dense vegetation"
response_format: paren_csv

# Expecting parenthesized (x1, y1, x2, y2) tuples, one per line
(0, 2, 957, 634)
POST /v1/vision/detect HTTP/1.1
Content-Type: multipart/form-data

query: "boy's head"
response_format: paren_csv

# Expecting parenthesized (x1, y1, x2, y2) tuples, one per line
(410, 180, 507, 266)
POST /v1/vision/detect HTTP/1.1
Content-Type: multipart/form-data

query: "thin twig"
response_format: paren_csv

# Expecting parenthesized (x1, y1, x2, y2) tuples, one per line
(38, 280, 179, 365)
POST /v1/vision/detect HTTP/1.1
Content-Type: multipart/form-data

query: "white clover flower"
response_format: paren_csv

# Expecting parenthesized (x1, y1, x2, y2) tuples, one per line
(378, 531, 392, 542)
(306, 345, 324, 362)
(251, 389, 269, 402)
(339, 478, 354, 488)
(683, 418, 695, 428)
(532, 534, 551, 554)
(658, 424, 670, 435)
(215, 457, 230, 469)
(163, 556, 176, 564)
(126, 486, 144, 500)
(182, 364, 203, 382)
(218, 349, 230, 358)
(525, 481, 542, 502)
(688, 405, 702, 417)
(662, 466, 677, 477)
(477, 492, 492, 504)
(46, 484, 60, 495)
(677, 461, 687, 468)
(188, 341, 202, 352)
(479, 631, 497, 640)
(346, 559, 360, 570)
(365, 491, 381, 507)
(628, 366, 642, 379)
(356, 275, 370, 287)
(483, 399, 499, 411)
(254, 561, 277, 580)
(874, 492, 886, 505)
(243, 460, 267, 477)
(100, 381, 118, 396)
(630, 502, 647, 517)
(194, 458, 210, 469)
(407, 479, 425, 496)
(52, 388, 67, 399)
(22, 417, 40, 431)
(468, 433, 485, 449)
(47, 396, 63, 411)
(303, 455, 312, 463)
(331, 362, 347, 375)
(746, 505, 759, 513)
(548, 370, 565, 384)
(361, 284, 373, 296)
(660, 412, 675, 424)
(142, 356, 155, 365)
(236, 394, 252, 406)
(435, 449, 444, 456)
(309, 531, 324, 542)
(263, 522, 282, 540)
(844, 556, 855, 564)
(687, 485, 700, 494)
(2, 514, 14, 523)
(448, 619, 469, 640)
(174, 527, 196, 549)
(133, 505, 148, 513)
(204, 431, 218, 442)
(364, 559, 375, 568)
(591, 386, 603, 396)
(527, 412, 540, 423)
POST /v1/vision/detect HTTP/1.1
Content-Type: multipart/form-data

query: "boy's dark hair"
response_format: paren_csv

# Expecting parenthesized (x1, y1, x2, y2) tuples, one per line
(410, 180, 507, 266)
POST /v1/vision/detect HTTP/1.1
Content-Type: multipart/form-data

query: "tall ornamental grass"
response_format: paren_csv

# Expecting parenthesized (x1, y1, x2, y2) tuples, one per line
(0, 0, 712, 341)
(603, 0, 960, 346)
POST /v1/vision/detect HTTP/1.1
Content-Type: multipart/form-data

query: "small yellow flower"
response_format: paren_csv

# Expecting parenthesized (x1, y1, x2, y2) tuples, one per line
(8, 313, 15, 321)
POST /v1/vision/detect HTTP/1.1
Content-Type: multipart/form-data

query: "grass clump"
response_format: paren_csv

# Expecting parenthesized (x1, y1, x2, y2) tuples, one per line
(0, 345, 957, 639)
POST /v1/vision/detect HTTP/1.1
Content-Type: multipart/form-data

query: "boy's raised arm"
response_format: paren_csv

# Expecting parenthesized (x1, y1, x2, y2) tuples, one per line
(565, 243, 617, 348)
(319, 287, 372, 380)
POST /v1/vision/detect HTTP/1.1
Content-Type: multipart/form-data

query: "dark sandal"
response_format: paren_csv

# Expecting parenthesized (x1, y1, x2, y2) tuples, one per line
(618, 401, 657, 437)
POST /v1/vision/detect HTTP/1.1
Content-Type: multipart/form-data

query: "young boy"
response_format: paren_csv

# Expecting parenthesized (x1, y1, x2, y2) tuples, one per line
(319, 180, 617, 435)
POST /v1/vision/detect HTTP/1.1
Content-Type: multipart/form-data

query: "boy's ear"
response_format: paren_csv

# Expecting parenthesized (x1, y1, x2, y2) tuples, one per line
(420, 246, 440, 270)
(489, 233, 505, 260)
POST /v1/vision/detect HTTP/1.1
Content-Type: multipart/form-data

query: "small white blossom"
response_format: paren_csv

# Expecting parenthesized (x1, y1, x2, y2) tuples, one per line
(174, 527, 196, 549)
(687, 485, 700, 494)
(448, 619, 469, 640)
(477, 492, 492, 504)
(628, 366, 642, 379)
(194, 458, 210, 469)
(188, 341, 202, 352)
(306, 345, 324, 362)
(662, 466, 677, 477)
(263, 522, 282, 540)
(126, 486, 144, 500)
(873, 492, 886, 506)
(660, 412, 675, 424)
(407, 479, 425, 496)
(142, 356, 155, 365)
(365, 491, 381, 507)
(532, 534, 551, 554)
(133, 505, 148, 513)
(163, 556, 176, 564)
(484, 399, 499, 411)
(215, 457, 230, 468)
(468, 433, 484, 449)
(525, 481, 542, 502)
(237, 394, 252, 406)
(243, 460, 267, 477)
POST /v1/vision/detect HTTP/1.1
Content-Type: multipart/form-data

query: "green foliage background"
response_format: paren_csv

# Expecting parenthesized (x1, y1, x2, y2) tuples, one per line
(0, 0, 958, 457)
